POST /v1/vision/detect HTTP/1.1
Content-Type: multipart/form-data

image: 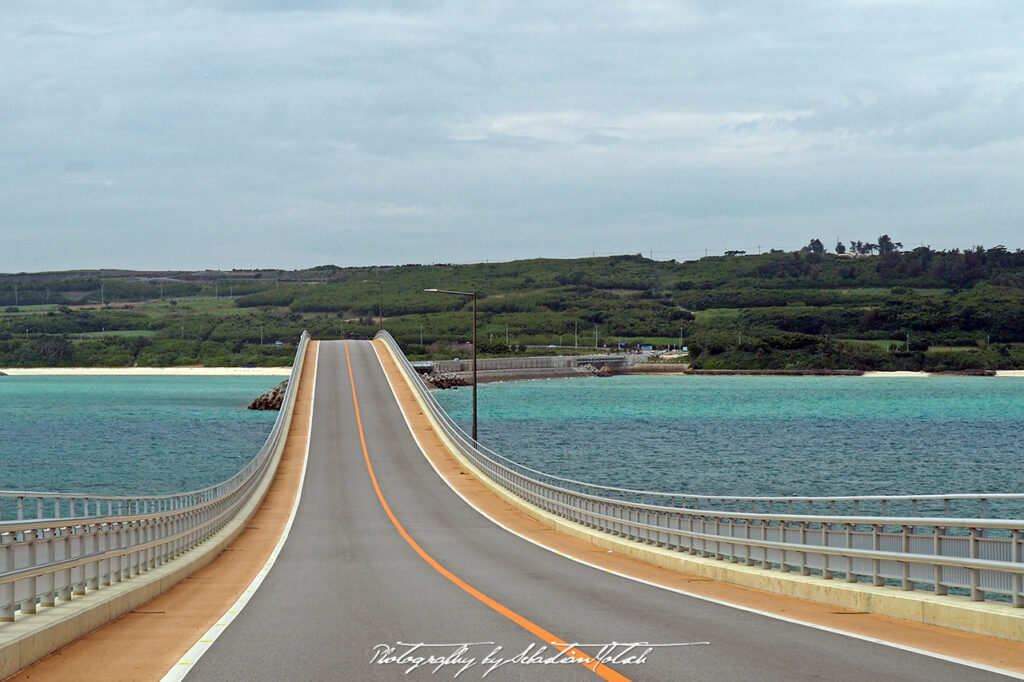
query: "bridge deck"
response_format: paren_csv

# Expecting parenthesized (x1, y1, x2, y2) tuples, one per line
(183, 340, 1018, 680)
(9, 339, 1023, 680)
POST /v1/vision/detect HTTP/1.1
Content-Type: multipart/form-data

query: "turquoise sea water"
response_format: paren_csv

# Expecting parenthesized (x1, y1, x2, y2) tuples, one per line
(3, 374, 1022, 502)
(434, 376, 1024, 498)
(0, 376, 279, 495)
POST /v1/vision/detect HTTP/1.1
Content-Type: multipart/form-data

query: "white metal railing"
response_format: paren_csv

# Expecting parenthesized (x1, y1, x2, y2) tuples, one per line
(378, 331, 1024, 607)
(0, 331, 309, 622)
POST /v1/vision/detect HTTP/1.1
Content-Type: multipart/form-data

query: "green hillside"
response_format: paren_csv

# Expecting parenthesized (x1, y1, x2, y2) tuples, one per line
(3, 241, 1024, 371)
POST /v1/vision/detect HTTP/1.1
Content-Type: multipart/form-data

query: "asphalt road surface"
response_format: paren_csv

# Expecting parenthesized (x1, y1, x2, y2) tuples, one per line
(186, 340, 1011, 681)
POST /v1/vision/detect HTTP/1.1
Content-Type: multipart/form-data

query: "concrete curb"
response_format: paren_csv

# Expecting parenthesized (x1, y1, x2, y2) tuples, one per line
(0, 345, 308, 679)
(381, 340, 1024, 643)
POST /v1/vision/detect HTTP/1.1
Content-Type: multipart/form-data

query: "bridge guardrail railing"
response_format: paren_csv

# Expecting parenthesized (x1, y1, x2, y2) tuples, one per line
(0, 331, 309, 623)
(378, 331, 1024, 607)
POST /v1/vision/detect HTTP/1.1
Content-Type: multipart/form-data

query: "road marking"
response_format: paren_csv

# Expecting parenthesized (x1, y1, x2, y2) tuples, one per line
(371, 341, 1024, 681)
(345, 341, 630, 682)
(160, 343, 319, 682)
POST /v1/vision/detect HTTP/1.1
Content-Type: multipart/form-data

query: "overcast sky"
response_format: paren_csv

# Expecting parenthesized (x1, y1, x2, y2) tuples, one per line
(2, 1, 1022, 271)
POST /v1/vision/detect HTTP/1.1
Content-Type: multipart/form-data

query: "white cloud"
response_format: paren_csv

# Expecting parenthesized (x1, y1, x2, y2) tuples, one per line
(0, 1, 1022, 270)
(448, 109, 821, 169)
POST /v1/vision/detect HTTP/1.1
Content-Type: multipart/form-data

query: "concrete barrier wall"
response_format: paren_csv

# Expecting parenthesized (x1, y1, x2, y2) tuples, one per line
(433, 357, 577, 372)
(432, 354, 647, 373)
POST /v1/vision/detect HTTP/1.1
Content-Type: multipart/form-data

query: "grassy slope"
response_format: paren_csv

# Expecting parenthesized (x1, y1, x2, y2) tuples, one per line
(2, 247, 1024, 370)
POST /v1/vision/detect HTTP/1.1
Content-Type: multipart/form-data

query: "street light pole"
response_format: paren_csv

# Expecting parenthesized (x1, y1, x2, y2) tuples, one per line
(362, 280, 383, 331)
(425, 288, 478, 441)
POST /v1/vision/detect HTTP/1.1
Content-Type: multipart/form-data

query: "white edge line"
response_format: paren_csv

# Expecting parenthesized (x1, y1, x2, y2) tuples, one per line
(370, 344, 1024, 681)
(159, 346, 318, 682)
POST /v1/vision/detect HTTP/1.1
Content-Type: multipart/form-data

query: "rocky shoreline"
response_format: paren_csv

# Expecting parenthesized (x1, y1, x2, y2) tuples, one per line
(420, 364, 1003, 386)
(610, 366, 863, 376)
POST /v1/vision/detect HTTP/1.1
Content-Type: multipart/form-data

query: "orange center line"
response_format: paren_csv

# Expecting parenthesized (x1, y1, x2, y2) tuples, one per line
(343, 341, 630, 681)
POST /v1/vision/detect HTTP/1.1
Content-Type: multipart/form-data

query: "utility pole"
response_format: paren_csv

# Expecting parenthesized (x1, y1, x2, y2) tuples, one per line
(679, 326, 684, 351)
(594, 323, 598, 349)
(505, 323, 509, 347)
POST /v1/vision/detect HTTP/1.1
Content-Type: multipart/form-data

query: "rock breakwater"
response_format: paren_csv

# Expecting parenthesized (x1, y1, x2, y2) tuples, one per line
(423, 372, 470, 390)
(248, 380, 288, 410)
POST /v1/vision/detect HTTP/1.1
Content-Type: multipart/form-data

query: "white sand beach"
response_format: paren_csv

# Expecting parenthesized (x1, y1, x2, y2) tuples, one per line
(862, 370, 1024, 378)
(861, 371, 933, 377)
(0, 367, 292, 376)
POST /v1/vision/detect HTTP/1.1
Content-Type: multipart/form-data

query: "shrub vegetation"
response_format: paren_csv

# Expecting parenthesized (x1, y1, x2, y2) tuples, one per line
(3, 241, 1024, 369)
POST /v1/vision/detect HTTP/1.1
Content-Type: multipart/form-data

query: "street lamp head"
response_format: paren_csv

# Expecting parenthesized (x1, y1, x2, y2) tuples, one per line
(424, 287, 477, 298)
